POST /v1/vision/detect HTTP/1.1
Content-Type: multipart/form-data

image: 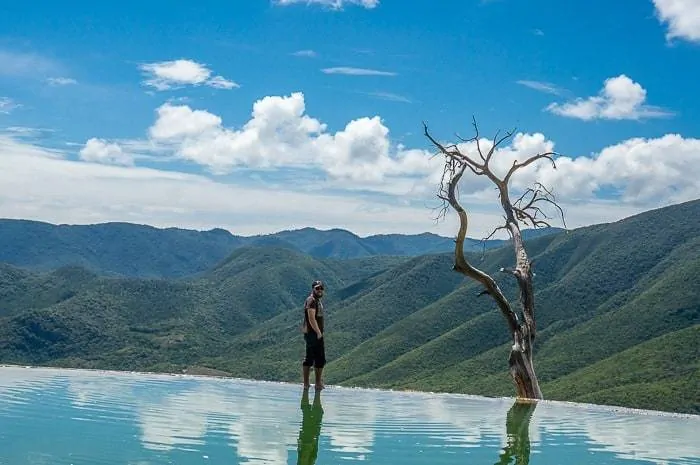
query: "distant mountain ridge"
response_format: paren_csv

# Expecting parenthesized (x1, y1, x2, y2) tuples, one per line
(0, 217, 563, 277)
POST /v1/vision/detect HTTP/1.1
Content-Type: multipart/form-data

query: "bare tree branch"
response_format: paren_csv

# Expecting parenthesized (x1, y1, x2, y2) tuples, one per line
(484, 128, 516, 165)
(483, 223, 508, 242)
(512, 182, 568, 230)
(505, 152, 557, 184)
(470, 116, 487, 163)
(455, 132, 478, 144)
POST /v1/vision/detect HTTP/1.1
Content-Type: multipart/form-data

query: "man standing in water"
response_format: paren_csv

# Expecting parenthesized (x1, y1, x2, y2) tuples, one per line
(302, 280, 326, 390)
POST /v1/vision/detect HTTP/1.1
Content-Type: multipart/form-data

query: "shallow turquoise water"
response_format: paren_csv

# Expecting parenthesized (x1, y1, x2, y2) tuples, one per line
(0, 367, 697, 464)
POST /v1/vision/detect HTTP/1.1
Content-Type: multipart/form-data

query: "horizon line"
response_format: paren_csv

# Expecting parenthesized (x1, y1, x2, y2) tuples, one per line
(1, 198, 696, 240)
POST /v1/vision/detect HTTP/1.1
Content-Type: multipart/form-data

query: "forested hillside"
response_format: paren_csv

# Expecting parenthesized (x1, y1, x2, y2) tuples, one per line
(0, 218, 562, 277)
(0, 201, 697, 414)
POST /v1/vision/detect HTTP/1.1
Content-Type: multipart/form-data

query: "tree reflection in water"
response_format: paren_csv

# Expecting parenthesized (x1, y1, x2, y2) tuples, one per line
(495, 400, 537, 465)
(296, 389, 324, 465)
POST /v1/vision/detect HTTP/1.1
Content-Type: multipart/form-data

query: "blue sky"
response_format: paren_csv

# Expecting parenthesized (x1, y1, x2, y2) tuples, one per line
(0, 0, 699, 237)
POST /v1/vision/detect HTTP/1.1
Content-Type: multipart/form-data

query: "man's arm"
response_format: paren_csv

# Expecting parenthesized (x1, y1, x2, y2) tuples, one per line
(306, 306, 323, 338)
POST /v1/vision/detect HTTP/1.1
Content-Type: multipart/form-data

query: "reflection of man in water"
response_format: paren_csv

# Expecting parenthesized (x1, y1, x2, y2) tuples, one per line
(297, 389, 324, 465)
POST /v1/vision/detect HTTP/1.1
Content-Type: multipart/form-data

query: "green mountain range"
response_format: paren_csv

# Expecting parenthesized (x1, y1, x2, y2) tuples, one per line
(0, 218, 561, 277)
(0, 201, 698, 415)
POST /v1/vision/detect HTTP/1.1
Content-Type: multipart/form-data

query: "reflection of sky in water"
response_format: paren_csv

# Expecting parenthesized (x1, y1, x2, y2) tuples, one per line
(0, 366, 698, 465)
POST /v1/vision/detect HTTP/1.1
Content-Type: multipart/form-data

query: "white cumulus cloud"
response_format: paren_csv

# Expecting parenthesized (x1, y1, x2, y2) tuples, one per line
(546, 75, 672, 121)
(79, 138, 134, 166)
(274, 0, 379, 9)
(139, 59, 239, 91)
(559, 133, 700, 204)
(447, 130, 700, 208)
(149, 104, 223, 140)
(140, 92, 436, 184)
(653, 0, 700, 43)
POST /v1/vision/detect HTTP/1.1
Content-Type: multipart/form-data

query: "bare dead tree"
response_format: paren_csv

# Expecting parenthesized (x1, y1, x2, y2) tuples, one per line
(423, 117, 566, 400)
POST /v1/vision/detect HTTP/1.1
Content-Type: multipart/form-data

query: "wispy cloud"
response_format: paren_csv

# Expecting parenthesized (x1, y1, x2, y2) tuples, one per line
(533, 28, 545, 36)
(2, 126, 54, 137)
(1, 127, 58, 147)
(274, 0, 379, 10)
(0, 49, 60, 78)
(516, 80, 566, 96)
(47, 77, 78, 86)
(0, 97, 21, 114)
(292, 50, 318, 58)
(364, 91, 411, 103)
(321, 67, 396, 76)
(139, 59, 239, 91)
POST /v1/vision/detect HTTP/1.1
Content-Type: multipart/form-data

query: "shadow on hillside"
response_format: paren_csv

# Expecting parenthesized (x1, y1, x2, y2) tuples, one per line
(495, 400, 537, 465)
(296, 389, 324, 465)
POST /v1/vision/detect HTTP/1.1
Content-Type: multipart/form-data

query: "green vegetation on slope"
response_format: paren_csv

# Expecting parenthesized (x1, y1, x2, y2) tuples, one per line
(545, 325, 699, 413)
(0, 246, 397, 370)
(0, 201, 698, 414)
(324, 202, 700, 412)
(0, 219, 241, 278)
(0, 218, 563, 277)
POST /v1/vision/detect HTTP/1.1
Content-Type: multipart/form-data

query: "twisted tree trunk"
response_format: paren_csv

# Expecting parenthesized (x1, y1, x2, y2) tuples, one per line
(423, 119, 565, 400)
(500, 188, 541, 399)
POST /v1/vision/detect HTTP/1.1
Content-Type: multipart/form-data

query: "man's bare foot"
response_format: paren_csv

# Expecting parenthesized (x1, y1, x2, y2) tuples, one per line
(314, 383, 324, 390)
(303, 383, 311, 389)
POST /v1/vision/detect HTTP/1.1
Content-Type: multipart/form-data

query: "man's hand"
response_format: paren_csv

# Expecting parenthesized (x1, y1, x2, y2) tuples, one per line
(316, 331, 323, 339)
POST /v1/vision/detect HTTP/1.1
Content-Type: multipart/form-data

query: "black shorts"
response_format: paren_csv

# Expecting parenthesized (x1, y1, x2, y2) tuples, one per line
(303, 332, 326, 368)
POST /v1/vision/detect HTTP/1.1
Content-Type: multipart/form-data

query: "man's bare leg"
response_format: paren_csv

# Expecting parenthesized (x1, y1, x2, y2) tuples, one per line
(302, 365, 311, 389)
(314, 367, 324, 390)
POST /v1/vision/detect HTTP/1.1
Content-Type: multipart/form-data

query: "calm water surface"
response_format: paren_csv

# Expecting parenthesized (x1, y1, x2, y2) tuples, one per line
(0, 366, 697, 464)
